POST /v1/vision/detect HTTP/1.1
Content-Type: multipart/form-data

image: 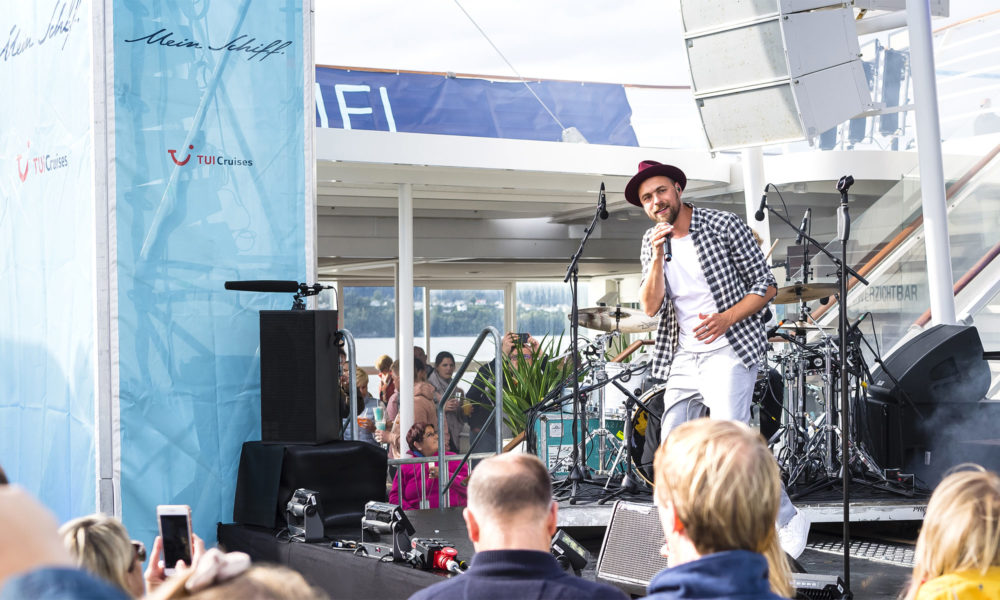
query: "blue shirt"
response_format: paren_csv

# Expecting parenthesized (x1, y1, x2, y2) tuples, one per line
(645, 550, 784, 600)
(409, 549, 628, 600)
(0, 567, 130, 600)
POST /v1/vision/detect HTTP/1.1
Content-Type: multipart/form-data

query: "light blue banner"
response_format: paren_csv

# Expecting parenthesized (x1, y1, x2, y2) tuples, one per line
(0, 0, 96, 522)
(114, 0, 305, 547)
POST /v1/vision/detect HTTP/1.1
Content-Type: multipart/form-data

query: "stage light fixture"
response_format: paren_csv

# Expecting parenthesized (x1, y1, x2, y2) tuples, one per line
(286, 488, 324, 542)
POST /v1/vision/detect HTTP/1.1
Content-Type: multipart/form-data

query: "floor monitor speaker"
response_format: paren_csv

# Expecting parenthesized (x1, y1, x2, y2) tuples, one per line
(595, 500, 669, 595)
(260, 310, 340, 444)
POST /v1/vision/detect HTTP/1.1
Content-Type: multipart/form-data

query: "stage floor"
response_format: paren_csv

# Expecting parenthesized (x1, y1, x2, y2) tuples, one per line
(553, 481, 929, 528)
(221, 504, 921, 599)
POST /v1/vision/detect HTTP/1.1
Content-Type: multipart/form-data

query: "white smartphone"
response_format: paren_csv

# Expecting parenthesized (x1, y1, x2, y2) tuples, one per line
(156, 504, 193, 575)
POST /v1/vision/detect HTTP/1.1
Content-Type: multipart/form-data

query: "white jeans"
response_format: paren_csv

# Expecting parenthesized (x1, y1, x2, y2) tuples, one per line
(659, 344, 797, 526)
(659, 344, 757, 432)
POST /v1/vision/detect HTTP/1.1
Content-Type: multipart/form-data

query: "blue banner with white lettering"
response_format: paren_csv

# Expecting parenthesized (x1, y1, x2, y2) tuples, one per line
(316, 67, 638, 146)
(114, 1, 305, 547)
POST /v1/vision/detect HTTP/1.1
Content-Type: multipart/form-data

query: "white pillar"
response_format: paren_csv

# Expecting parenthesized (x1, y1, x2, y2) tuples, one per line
(907, 0, 957, 325)
(398, 183, 415, 454)
(742, 147, 770, 249)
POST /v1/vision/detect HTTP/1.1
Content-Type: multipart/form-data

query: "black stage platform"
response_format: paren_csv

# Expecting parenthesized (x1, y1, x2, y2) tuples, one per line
(220, 506, 919, 600)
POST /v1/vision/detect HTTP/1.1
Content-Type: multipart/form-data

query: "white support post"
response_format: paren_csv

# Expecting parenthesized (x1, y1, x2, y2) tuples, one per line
(907, 0, 957, 325)
(742, 147, 770, 250)
(398, 183, 415, 455)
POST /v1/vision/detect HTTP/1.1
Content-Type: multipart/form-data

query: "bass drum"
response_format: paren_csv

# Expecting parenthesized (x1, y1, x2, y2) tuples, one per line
(627, 385, 665, 485)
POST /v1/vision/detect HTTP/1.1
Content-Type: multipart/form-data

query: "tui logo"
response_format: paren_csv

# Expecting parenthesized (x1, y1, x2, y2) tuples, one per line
(168, 144, 194, 166)
(17, 141, 30, 182)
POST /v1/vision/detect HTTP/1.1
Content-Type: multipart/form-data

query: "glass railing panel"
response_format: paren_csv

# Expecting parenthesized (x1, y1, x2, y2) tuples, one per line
(808, 151, 1000, 354)
(967, 284, 1000, 401)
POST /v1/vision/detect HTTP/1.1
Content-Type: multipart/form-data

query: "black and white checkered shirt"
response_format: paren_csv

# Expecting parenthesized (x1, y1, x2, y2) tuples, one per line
(640, 205, 776, 379)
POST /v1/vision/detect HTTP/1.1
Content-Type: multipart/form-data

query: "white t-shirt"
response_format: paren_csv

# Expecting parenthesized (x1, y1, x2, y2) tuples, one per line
(664, 234, 730, 353)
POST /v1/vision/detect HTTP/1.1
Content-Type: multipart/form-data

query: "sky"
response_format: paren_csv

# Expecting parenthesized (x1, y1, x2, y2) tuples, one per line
(314, 1, 994, 87)
(315, 0, 684, 86)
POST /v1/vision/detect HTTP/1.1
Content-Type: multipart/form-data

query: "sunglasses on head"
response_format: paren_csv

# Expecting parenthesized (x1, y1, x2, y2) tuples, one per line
(132, 540, 146, 563)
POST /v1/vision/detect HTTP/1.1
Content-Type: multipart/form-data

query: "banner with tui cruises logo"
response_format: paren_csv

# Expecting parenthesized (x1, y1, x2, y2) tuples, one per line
(0, 0, 96, 522)
(113, 1, 306, 547)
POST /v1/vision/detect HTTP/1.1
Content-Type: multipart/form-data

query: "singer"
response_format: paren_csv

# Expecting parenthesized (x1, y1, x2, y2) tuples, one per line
(627, 160, 808, 558)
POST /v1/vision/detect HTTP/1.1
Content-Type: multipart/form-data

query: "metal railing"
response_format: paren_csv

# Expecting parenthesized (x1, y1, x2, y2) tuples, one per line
(338, 329, 359, 442)
(378, 326, 504, 509)
(436, 326, 503, 508)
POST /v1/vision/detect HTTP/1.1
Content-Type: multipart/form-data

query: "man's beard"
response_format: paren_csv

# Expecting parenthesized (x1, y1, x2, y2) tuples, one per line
(657, 204, 676, 224)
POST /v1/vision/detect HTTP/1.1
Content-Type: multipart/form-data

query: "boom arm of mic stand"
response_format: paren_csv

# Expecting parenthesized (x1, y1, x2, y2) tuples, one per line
(764, 206, 869, 286)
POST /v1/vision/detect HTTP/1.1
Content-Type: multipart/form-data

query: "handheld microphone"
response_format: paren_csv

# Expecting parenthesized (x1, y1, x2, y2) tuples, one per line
(754, 191, 768, 222)
(795, 208, 811, 245)
(664, 232, 672, 263)
(224, 280, 300, 293)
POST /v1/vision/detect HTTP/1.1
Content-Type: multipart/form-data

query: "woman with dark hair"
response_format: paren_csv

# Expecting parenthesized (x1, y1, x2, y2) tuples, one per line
(428, 351, 464, 453)
(388, 422, 468, 510)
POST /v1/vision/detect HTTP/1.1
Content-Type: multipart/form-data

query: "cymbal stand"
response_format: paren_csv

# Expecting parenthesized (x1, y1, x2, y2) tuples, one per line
(580, 331, 625, 476)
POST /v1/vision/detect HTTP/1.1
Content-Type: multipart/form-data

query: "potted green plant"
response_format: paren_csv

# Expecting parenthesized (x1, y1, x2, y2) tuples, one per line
(477, 335, 580, 437)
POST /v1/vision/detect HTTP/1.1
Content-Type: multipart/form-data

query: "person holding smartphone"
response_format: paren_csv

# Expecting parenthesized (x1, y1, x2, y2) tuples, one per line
(143, 506, 205, 593)
(464, 332, 541, 455)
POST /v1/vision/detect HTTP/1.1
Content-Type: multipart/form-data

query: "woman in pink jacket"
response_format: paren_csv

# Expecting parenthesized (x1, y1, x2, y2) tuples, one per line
(389, 422, 468, 510)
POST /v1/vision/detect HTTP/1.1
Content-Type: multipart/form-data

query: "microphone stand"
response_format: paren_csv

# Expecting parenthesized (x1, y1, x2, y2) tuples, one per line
(555, 187, 606, 504)
(763, 178, 867, 594)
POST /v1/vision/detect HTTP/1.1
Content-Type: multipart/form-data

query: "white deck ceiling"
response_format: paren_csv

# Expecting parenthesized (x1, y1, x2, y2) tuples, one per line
(315, 128, 922, 281)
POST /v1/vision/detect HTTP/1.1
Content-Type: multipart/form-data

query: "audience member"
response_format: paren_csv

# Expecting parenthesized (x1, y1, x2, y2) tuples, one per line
(376, 354, 395, 404)
(145, 548, 327, 600)
(376, 359, 448, 459)
(385, 358, 431, 425)
(0, 464, 7, 484)
(0, 485, 129, 600)
(414, 347, 435, 378)
(59, 514, 145, 598)
(646, 419, 791, 599)
(390, 423, 468, 510)
(344, 367, 380, 446)
(143, 532, 206, 594)
(429, 351, 466, 453)
(409, 453, 626, 600)
(464, 332, 543, 453)
(903, 465, 1000, 600)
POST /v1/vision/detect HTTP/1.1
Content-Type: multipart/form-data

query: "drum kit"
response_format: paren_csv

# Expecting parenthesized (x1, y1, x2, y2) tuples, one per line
(559, 277, 904, 498)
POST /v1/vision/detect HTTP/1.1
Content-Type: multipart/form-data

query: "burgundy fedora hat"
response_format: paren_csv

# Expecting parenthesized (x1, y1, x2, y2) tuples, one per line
(624, 160, 687, 207)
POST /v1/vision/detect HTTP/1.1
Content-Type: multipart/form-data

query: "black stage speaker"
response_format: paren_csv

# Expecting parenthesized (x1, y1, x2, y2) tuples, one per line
(260, 310, 340, 444)
(596, 501, 669, 595)
(867, 324, 996, 484)
(868, 324, 990, 407)
(233, 441, 387, 534)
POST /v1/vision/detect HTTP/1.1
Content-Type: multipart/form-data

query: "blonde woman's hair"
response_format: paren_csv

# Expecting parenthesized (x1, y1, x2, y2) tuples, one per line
(654, 419, 792, 597)
(59, 514, 136, 596)
(904, 465, 1000, 599)
(355, 366, 369, 390)
(375, 354, 393, 372)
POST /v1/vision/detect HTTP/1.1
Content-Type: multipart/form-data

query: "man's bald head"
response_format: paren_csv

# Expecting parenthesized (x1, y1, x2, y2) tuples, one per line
(467, 454, 552, 520)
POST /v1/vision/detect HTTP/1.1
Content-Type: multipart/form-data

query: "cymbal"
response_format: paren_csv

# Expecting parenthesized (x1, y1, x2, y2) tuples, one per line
(573, 306, 659, 334)
(773, 283, 838, 304)
(777, 321, 823, 331)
